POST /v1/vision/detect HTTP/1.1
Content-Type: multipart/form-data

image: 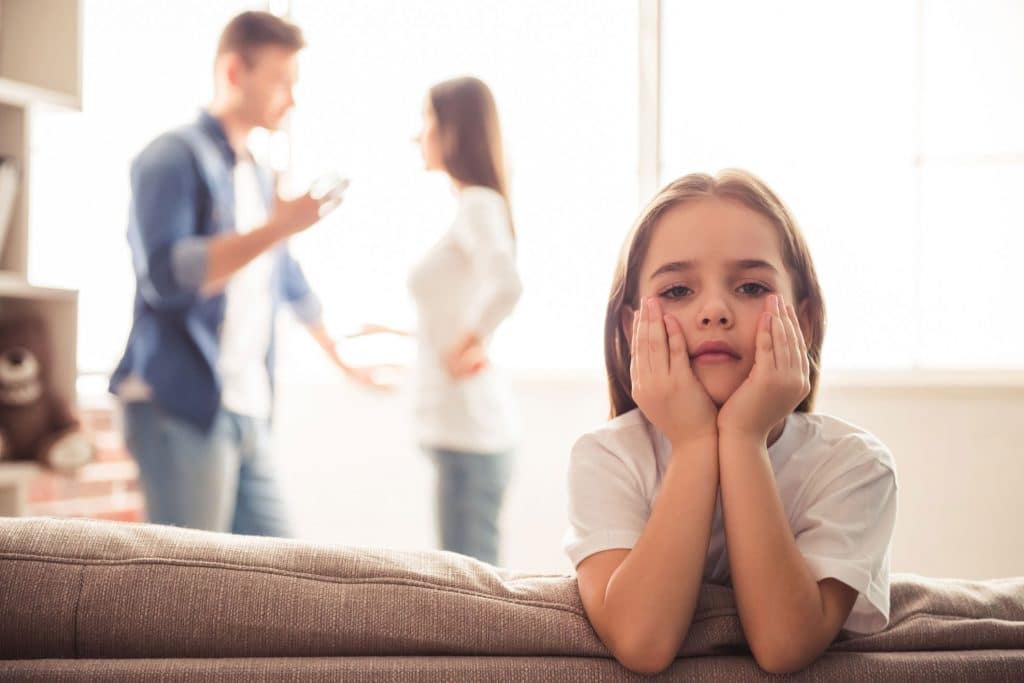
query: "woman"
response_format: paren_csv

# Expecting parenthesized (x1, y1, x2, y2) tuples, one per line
(371, 77, 522, 564)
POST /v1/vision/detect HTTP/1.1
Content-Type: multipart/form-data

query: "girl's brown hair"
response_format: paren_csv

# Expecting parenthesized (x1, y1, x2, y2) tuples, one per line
(604, 169, 826, 418)
(429, 76, 514, 238)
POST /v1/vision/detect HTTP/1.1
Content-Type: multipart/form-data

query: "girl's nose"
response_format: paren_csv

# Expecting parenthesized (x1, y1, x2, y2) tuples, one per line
(698, 297, 732, 328)
(700, 314, 730, 327)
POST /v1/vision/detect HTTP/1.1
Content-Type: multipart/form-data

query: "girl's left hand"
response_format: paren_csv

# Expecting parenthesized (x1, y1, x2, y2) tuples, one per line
(446, 331, 488, 379)
(717, 294, 810, 442)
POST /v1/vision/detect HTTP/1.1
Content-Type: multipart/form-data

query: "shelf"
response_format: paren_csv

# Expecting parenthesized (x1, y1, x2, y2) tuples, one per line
(0, 271, 76, 301)
(0, 77, 79, 110)
(0, 461, 40, 486)
(0, 0, 82, 111)
(0, 272, 79, 406)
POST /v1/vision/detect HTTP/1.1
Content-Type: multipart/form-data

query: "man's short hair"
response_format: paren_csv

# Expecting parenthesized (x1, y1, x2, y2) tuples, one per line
(217, 11, 305, 65)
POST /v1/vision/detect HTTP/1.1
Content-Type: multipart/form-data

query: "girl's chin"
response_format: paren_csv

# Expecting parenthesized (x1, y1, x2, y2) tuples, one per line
(694, 370, 744, 406)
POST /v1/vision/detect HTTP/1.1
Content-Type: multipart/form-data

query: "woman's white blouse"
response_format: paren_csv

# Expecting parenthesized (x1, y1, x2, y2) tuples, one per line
(408, 186, 523, 454)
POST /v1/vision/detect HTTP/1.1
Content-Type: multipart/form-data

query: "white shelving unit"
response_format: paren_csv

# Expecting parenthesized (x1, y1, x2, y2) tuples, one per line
(0, 0, 82, 508)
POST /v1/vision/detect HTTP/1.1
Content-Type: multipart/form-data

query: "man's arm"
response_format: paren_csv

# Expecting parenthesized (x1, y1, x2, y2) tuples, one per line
(201, 192, 325, 295)
(304, 321, 393, 389)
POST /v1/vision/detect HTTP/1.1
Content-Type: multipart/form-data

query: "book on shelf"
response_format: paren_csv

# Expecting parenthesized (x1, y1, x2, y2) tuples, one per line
(0, 156, 21, 259)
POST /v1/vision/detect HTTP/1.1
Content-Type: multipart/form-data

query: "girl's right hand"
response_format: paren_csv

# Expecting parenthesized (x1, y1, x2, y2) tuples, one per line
(630, 297, 718, 448)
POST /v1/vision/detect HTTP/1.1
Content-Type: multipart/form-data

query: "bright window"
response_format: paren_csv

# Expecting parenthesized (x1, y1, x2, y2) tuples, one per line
(284, 0, 638, 372)
(660, 0, 1024, 369)
(27, 1, 1024, 375)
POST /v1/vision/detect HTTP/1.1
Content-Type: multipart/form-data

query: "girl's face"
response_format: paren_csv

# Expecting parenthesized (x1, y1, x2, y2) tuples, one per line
(418, 100, 445, 172)
(626, 197, 807, 406)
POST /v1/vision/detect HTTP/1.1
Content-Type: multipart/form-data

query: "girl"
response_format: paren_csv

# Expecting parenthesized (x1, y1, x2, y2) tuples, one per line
(564, 170, 897, 674)
(402, 76, 522, 565)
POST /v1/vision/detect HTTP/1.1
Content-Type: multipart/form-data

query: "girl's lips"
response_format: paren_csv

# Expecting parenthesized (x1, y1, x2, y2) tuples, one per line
(690, 340, 740, 363)
(692, 351, 739, 364)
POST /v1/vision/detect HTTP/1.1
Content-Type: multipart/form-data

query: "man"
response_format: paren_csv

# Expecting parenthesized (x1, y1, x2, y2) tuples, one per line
(110, 11, 373, 535)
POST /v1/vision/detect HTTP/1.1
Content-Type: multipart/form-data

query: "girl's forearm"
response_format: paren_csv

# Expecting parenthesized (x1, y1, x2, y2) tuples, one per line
(598, 436, 719, 668)
(717, 432, 833, 671)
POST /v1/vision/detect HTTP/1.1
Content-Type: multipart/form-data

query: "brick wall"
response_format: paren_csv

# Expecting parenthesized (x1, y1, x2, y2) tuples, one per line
(24, 405, 144, 522)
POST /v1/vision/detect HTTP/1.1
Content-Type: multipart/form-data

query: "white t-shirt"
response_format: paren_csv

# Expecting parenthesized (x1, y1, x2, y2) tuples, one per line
(407, 186, 523, 454)
(563, 409, 898, 634)
(218, 158, 274, 419)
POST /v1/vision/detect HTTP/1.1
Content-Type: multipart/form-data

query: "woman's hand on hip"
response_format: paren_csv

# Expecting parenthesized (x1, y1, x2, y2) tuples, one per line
(446, 331, 488, 379)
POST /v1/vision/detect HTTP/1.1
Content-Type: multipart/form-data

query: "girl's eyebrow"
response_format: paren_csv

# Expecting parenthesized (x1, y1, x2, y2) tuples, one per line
(649, 260, 695, 280)
(649, 258, 779, 281)
(731, 259, 780, 273)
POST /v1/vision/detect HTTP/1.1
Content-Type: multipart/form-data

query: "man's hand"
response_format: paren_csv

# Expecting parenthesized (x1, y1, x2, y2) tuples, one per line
(269, 190, 342, 237)
(630, 297, 718, 448)
(306, 322, 398, 391)
(717, 294, 810, 443)
(338, 363, 401, 391)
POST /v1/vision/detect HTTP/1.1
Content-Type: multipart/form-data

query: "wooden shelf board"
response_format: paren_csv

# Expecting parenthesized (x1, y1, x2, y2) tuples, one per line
(0, 77, 79, 110)
(0, 461, 42, 485)
(0, 272, 76, 301)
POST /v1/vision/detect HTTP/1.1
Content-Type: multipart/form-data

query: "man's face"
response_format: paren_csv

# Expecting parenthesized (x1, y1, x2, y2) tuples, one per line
(234, 45, 298, 130)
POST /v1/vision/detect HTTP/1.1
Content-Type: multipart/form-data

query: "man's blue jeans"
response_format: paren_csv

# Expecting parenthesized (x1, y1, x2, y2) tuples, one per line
(429, 448, 512, 565)
(122, 401, 291, 537)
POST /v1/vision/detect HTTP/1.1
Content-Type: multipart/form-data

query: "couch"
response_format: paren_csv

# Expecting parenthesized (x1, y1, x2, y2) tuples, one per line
(1, 517, 1022, 681)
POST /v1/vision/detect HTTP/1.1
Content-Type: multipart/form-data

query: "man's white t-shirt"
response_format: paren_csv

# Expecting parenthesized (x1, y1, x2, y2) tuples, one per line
(218, 158, 274, 419)
(563, 409, 898, 634)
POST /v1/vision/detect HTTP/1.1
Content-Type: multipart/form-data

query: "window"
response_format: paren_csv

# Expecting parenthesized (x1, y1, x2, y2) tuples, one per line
(660, 0, 1024, 369)
(283, 0, 638, 372)
(28, 1, 1023, 375)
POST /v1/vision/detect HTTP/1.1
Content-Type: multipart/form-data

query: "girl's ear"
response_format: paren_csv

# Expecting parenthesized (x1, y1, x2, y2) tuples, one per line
(620, 305, 636, 350)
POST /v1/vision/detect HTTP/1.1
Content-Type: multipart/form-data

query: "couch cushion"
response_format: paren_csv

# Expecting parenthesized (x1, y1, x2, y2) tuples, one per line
(1, 517, 1022, 659)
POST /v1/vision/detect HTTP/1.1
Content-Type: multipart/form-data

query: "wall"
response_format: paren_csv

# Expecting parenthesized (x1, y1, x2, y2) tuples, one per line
(273, 367, 1024, 579)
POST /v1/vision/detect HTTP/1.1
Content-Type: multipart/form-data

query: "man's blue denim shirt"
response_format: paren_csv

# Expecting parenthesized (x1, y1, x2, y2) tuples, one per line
(110, 111, 323, 432)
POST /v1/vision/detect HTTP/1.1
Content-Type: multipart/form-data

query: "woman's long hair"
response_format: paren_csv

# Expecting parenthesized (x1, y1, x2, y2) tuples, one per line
(429, 76, 514, 238)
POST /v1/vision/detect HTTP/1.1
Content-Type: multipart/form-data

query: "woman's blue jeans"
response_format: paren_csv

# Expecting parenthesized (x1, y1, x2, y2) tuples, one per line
(429, 448, 512, 566)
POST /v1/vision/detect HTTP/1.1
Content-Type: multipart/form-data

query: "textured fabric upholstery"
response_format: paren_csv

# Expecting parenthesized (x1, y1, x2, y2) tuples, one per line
(1, 517, 1022, 681)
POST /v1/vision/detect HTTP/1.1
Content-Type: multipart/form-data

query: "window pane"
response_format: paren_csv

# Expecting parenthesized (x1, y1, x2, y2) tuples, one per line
(286, 0, 637, 372)
(922, 0, 1024, 159)
(661, 1, 919, 369)
(918, 164, 1024, 367)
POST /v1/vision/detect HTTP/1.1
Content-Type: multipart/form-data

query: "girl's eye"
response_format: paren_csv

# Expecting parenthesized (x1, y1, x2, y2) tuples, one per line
(737, 282, 770, 296)
(659, 285, 692, 300)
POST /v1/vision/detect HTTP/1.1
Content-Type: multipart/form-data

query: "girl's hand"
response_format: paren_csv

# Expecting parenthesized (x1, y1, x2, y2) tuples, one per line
(446, 331, 488, 379)
(631, 297, 718, 448)
(717, 294, 810, 443)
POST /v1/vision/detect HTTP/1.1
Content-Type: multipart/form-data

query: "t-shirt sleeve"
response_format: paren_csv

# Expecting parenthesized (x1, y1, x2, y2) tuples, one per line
(793, 449, 898, 634)
(563, 432, 651, 568)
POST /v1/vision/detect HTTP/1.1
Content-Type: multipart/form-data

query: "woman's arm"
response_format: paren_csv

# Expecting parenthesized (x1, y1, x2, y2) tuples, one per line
(454, 193, 523, 341)
(577, 436, 719, 674)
